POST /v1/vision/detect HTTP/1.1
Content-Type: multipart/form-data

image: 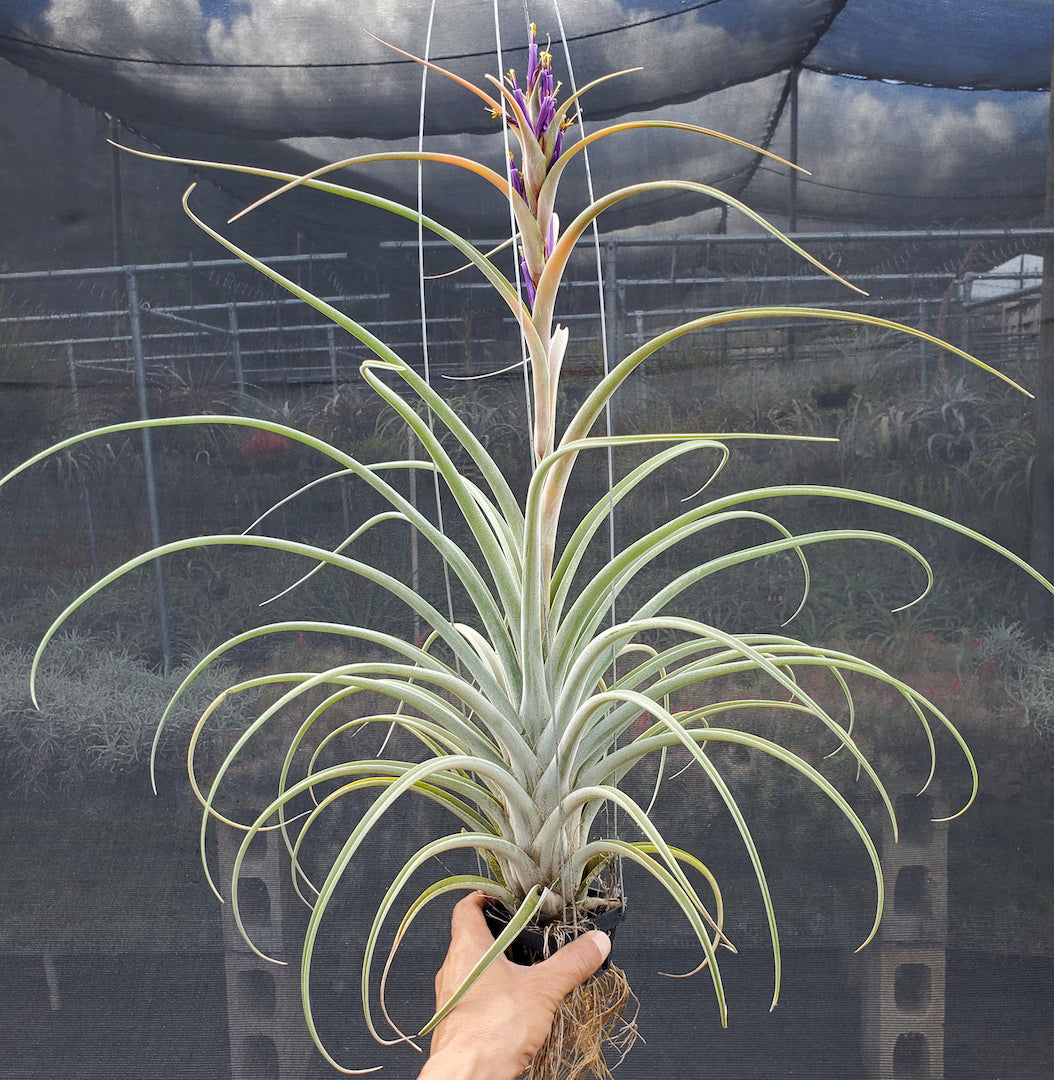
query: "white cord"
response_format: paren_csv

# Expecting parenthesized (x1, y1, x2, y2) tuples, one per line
(415, 0, 459, 641)
(492, 0, 536, 472)
(551, 0, 626, 907)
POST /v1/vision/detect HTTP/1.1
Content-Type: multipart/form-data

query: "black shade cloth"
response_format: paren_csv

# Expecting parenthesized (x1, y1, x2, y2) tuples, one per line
(0, 0, 1050, 245)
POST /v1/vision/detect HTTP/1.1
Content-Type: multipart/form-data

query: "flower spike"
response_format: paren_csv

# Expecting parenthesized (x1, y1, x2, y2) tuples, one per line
(492, 25, 571, 304)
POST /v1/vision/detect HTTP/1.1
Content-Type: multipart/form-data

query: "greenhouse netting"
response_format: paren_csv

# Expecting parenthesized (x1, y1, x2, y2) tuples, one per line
(0, 3, 1052, 1079)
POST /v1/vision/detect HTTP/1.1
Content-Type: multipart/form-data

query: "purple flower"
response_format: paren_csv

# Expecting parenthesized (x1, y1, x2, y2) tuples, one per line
(508, 154, 526, 199)
(520, 250, 537, 306)
(506, 69, 529, 119)
(498, 28, 564, 192)
(551, 123, 565, 164)
(497, 25, 570, 307)
(526, 22, 539, 86)
(535, 92, 555, 139)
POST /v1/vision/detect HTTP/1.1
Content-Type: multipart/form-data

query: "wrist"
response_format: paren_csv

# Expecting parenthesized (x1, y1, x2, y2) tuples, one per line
(418, 1044, 501, 1080)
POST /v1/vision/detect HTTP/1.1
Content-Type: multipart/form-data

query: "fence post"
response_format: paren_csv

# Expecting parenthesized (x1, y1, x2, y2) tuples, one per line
(126, 266, 173, 671)
(228, 303, 246, 397)
(327, 325, 352, 537)
(858, 782, 948, 1080)
(66, 342, 80, 412)
(216, 827, 317, 1080)
(1028, 31, 1054, 638)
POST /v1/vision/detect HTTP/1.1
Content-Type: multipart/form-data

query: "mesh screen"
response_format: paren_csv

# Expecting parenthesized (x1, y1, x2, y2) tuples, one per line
(0, 0, 1050, 248)
(807, 0, 1054, 91)
(0, 3, 1052, 1080)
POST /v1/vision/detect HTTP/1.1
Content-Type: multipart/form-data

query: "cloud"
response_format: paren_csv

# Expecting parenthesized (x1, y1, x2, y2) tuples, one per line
(24, 0, 832, 138)
(3, 0, 1047, 231)
(40, 0, 207, 60)
(749, 72, 1047, 224)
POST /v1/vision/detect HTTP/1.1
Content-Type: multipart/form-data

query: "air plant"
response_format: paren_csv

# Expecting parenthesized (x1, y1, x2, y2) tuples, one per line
(4, 24, 1049, 1080)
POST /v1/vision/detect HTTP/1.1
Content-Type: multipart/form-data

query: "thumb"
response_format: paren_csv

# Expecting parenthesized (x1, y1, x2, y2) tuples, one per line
(532, 930, 611, 998)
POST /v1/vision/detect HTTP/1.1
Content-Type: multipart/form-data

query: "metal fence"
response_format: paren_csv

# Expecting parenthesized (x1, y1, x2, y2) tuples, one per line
(2, 229, 1047, 404)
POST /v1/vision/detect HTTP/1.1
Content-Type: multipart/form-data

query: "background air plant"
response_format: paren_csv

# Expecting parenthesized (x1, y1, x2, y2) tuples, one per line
(3, 25, 1049, 1079)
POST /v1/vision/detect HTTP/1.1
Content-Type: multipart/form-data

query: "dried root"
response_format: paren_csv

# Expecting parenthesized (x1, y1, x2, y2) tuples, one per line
(523, 962, 640, 1080)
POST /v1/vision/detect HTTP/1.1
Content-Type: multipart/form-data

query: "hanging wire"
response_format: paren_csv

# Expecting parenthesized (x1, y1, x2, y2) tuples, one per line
(489, 0, 562, 910)
(492, 0, 536, 470)
(491, 0, 580, 925)
(486, 0, 625, 925)
(416, 0, 493, 889)
(415, 0, 460, 646)
(550, 0, 626, 908)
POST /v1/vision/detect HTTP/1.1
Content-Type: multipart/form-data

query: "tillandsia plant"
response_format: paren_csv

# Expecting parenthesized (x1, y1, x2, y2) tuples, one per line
(4, 24, 1051, 1080)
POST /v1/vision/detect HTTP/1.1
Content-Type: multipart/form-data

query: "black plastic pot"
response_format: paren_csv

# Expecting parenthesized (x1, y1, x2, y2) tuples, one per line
(483, 897, 626, 969)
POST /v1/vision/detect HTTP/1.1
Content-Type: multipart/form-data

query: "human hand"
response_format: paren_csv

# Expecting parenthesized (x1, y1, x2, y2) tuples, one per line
(418, 891, 611, 1080)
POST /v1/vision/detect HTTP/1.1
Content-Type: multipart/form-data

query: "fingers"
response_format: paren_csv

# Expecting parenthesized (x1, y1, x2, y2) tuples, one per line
(449, 890, 612, 998)
(449, 891, 495, 950)
(532, 929, 610, 998)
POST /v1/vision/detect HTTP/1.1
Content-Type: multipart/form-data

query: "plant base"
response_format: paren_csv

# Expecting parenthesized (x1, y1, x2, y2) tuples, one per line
(484, 898, 626, 967)
(484, 902, 639, 1080)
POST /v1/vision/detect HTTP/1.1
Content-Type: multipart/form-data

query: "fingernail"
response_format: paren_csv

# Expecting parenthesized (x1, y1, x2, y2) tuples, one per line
(589, 930, 611, 962)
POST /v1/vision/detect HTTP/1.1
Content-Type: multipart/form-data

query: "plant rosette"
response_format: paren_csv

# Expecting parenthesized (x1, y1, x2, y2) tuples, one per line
(4, 22, 1051, 1080)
